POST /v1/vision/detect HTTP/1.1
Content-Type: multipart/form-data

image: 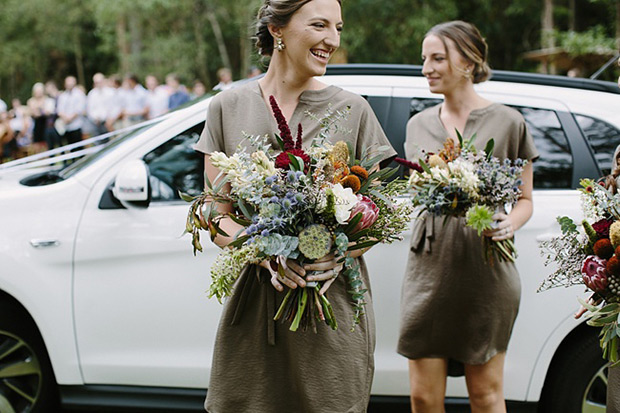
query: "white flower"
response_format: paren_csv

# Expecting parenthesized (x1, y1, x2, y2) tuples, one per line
(448, 158, 479, 198)
(209, 152, 230, 170)
(331, 183, 359, 224)
(251, 151, 277, 177)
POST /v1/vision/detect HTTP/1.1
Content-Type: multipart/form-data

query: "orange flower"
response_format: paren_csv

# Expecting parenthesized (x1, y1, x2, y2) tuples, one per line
(350, 165, 369, 180)
(333, 161, 350, 183)
(341, 175, 361, 193)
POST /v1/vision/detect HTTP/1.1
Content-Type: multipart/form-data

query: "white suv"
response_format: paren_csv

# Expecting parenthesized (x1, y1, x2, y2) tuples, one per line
(1, 64, 619, 413)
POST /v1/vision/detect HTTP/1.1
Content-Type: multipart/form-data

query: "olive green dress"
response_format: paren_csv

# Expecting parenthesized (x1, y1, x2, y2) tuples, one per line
(610, 366, 620, 412)
(397, 103, 539, 371)
(194, 81, 396, 413)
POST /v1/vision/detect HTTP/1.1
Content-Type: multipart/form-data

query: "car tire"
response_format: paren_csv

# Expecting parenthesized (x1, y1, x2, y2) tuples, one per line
(0, 301, 59, 413)
(538, 328, 607, 413)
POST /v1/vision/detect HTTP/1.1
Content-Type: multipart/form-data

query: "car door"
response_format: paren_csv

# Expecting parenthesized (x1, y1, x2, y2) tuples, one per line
(73, 119, 221, 389)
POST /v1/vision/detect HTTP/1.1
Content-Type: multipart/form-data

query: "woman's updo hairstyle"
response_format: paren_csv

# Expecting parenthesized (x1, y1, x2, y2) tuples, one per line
(255, 0, 341, 56)
(426, 20, 491, 84)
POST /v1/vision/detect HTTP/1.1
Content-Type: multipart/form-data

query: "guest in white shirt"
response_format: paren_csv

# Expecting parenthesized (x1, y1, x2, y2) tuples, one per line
(57, 75, 86, 147)
(123, 74, 148, 127)
(106, 75, 126, 132)
(145, 75, 169, 119)
(86, 73, 114, 136)
(0, 98, 7, 114)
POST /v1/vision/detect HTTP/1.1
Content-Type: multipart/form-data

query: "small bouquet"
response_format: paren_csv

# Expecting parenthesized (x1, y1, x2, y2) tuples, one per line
(396, 132, 525, 263)
(184, 96, 414, 332)
(539, 179, 620, 365)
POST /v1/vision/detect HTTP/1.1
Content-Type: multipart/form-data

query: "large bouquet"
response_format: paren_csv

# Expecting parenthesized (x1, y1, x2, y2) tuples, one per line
(539, 179, 620, 365)
(184, 96, 414, 332)
(396, 132, 525, 262)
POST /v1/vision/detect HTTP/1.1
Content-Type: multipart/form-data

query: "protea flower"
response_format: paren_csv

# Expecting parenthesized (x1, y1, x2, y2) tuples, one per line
(349, 195, 379, 233)
(581, 255, 609, 292)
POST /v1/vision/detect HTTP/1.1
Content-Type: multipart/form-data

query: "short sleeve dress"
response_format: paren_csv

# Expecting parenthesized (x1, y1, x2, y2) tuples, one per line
(195, 80, 396, 413)
(397, 103, 539, 371)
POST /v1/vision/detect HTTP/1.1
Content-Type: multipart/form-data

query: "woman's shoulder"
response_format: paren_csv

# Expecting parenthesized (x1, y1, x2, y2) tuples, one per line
(209, 81, 261, 109)
(483, 102, 525, 124)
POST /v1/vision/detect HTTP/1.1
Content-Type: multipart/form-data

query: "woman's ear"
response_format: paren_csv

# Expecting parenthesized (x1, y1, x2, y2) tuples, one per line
(268, 24, 282, 40)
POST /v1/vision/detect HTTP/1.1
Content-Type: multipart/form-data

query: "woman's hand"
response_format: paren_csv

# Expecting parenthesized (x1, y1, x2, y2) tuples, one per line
(260, 257, 306, 292)
(305, 253, 344, 295)
(574, 295, 602, 319)
(482, 212, 515, 241)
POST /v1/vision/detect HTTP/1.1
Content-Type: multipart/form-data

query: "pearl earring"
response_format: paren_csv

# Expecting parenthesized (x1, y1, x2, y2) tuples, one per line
(275, 37, 285, 52)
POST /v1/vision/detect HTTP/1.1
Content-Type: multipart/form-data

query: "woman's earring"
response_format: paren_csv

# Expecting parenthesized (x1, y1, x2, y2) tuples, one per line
(275, 37, 285, 52)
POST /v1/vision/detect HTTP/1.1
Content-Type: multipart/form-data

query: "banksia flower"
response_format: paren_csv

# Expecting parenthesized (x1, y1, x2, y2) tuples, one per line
(298, 224, 333, 260)
(581, 255, 609, 293)
(350, 165, 369, 180)
(594, 238, 614, 259)
(428, 154, 448, 169)
(611, 221, 620, 248)
(341, 175, 361, 193)
(330, 141, 350, 164)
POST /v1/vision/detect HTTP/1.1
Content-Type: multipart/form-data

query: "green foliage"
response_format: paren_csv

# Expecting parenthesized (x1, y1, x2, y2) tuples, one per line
(556, 26, 617, 56)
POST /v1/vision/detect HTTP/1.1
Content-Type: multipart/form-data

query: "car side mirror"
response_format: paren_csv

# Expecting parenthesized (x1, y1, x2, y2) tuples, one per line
(112, 159, 151, 209)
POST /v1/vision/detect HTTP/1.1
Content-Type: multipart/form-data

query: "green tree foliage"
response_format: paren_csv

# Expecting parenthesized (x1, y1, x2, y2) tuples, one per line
(0, 0, 617, 102)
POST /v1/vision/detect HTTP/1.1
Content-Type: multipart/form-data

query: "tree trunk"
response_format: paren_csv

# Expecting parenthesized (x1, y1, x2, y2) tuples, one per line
(116, 15, 131, 75)
(616, 0, 620, 51)
(542, 0, 556, 74)
(74, 30, 86, 87)
(129, 13, 142, 74)
(192, 0, 211, 86)
(569, 0, 576, 31)
(206, 4, 232, 74)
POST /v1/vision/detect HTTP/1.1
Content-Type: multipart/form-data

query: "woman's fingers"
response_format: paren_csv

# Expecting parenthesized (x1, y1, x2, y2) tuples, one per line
(574, 305, 587, 319)
(306, 264, 344, 282)
(304, 258, 340, 272)
(319, 277, 337, 295)
(286, 259, 306, 277)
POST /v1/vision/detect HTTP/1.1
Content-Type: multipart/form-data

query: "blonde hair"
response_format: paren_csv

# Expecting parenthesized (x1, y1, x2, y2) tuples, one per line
(255, 0, 342, 56)
(426, 20, 491, 84)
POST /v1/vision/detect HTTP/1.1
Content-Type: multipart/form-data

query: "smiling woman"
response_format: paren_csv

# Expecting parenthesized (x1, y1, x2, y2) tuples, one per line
(193, 1, 396, 413)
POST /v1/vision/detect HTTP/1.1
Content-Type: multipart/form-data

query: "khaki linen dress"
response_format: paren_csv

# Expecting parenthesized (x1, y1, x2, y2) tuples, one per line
(194, 81, 396, 413)
(397, 103, 539, 372)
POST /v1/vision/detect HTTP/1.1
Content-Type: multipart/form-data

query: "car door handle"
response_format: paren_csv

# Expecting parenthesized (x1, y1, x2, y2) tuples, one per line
(536, 233, 562, 243)
(30, 239, 60, 248)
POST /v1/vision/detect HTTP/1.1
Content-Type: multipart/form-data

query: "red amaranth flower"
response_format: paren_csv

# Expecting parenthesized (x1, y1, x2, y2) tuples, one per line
(275, 148, 311, 170)
(395, 157, 423, 173)
(269, 95, 294, 150)
(581, 255, 609, 292)
(592, 219, 613, 238)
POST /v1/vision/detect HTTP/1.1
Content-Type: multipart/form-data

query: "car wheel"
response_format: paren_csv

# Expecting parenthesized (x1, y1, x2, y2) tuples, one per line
(0, 305, 59, 413)
(538, 329, 607, 413)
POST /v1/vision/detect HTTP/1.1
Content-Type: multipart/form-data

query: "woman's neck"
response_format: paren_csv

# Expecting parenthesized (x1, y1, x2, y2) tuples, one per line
(442, 83, 489, 116)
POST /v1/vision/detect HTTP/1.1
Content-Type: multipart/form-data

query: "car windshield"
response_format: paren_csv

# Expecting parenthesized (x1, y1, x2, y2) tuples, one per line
(59, 121, 161, 180)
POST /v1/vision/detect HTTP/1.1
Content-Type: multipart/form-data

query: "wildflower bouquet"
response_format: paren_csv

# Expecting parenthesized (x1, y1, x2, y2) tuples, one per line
(396, 132, 525, 262)
(539, 179, 620, 365)
(184, 96, 413, 332)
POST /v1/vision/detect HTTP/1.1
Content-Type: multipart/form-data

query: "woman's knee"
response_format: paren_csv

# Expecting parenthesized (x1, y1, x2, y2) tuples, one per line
(410, 387, 444, 412)
(467, 385, 502, 409)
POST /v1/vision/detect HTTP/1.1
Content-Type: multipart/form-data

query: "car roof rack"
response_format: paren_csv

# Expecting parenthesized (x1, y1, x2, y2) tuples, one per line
(325, 64, 620, 95)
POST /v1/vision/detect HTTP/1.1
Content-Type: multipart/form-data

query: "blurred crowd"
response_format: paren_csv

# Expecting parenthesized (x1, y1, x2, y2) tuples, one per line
(0, 66, 261, 163)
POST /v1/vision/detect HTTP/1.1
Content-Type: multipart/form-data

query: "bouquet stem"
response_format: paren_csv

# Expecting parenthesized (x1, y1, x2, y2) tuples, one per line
(273, 284, 338, 332)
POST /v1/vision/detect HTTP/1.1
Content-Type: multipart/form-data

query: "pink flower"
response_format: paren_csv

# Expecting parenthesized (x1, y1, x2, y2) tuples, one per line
(349, 195, 379, 233)
(581, 255, 609, 292)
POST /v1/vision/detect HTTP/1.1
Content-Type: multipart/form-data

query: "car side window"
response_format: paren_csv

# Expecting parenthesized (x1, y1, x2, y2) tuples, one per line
(143, 122, 205, 202)
(575, 114, 620, 176)
(512, 107, 572, 189)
